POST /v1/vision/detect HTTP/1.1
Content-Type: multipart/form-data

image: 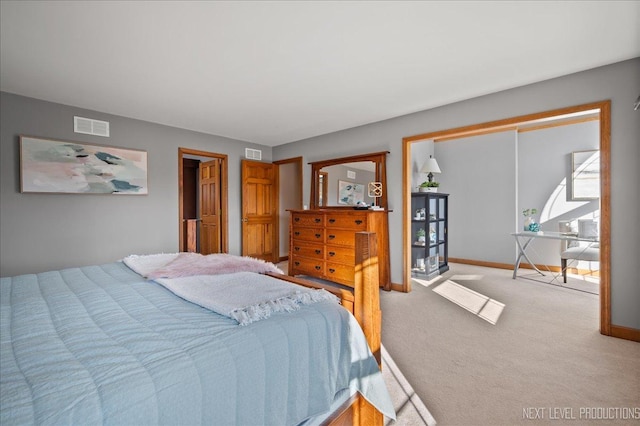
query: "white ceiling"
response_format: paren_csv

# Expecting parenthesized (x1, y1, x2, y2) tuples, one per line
(1, 1, 638, 147)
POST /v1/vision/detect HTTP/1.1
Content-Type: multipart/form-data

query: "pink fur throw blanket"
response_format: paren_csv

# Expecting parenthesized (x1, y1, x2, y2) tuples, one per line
(145, 253, 283, 279)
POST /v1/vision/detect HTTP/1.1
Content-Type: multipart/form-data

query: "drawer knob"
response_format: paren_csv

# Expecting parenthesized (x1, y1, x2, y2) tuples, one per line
(315, 249, 321, 254)
(294, 217, 300, 222)
(314, 218, 321, 223)
(294, 261, 300, 266)
(315, 265, 321, 270)
(328, 234, 335, 240)
(328, 268, 336, 273)
(329, 218, 336, 223)
(294, 231, 300, 236)
(329, 251, 336, 257)
(315, 233, 321, 238)
(355, 220, 363, 225)
(294, 247, 300, 251)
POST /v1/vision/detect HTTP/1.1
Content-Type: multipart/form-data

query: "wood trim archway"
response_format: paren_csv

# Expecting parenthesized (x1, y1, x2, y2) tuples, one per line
(178, 148, 229, 254)
(273, 156, 304, 209)
(402, 100, 612, 336)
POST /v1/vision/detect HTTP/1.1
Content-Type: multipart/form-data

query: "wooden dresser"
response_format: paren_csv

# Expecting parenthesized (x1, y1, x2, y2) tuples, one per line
(288, 209, 391, 290)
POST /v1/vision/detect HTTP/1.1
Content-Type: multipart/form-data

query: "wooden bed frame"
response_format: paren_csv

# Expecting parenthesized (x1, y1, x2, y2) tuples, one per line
(268, 231, 384, 426)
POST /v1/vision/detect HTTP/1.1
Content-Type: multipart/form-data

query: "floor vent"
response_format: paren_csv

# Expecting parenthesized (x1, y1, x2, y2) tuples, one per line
(74, 116, 110, 137)
(245, 148, 262, 161)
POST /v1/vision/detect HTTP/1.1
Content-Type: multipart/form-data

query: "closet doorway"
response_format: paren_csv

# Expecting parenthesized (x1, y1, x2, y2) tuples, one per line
(178, 148, 228, 254)
(402, 100, 612, 335)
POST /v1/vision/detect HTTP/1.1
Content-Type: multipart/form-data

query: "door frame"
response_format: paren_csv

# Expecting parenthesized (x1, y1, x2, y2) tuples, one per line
(178, 147, 228, 254)
(402, 100, 612, 336)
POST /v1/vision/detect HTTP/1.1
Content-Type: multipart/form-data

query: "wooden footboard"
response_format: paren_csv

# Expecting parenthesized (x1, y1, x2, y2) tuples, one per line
(267, 231, 383, 426)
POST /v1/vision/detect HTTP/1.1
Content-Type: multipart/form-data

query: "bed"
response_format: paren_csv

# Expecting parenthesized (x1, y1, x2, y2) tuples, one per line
(0, 232, 393, 425)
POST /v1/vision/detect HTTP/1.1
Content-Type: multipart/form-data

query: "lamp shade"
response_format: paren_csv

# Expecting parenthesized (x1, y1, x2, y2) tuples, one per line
(420, 156, 441, 174)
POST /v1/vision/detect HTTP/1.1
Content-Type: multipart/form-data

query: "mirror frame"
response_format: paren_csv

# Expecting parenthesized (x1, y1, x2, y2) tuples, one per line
(309, 151, 389, 209)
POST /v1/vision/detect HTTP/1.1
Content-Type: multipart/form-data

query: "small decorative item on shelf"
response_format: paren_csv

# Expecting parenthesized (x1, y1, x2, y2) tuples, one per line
(416, 228, 426, 245)
(429, 213, 437, 220)
(419, 181, 440, 193)
(416, 258, 425, 270)
(429, 226, 437, 244)
(522, 208, 538, 231)
(428, 255, 439, 273)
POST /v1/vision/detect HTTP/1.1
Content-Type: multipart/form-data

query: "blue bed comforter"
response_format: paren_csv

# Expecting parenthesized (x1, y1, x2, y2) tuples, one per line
(1, 262, 394, 425)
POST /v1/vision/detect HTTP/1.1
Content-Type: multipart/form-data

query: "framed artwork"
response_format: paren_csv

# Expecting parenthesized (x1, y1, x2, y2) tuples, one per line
(338, 180, 364, 205)
(570, 149, 599, 200)
(20, 135, 148, 194)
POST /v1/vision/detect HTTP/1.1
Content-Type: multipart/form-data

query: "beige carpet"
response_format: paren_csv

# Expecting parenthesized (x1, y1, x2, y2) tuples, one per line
(381, 263, 640, 425)
(383, 344, 437, 425)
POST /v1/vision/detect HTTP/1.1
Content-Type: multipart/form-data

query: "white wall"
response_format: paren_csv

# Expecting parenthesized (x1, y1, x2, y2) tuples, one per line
(274, 58, 640, 329)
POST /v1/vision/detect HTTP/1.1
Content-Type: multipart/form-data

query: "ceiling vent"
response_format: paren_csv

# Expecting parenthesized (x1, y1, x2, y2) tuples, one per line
(74, 116, 110, 137)
(245, 148, 262, 161)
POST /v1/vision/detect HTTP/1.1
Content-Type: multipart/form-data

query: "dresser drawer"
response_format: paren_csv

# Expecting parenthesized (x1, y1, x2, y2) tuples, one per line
(325, 262, 355, 286)
(291, 213, 324, 227)
(291, 227, 324, 243)
(291, 241, 324, 259)
(325, 245, 355, 265)
(290, 256, 324, 276)
(325, 214, 368, 230)
(325, 229, 357, 247)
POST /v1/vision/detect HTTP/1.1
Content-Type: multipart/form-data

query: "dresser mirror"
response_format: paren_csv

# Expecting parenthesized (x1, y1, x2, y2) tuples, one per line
(309, 151, 389, 209)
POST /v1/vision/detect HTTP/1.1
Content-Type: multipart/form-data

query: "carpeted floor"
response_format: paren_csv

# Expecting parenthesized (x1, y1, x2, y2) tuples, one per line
(381, 263, 640, 425)
(382, 344, 436, 425)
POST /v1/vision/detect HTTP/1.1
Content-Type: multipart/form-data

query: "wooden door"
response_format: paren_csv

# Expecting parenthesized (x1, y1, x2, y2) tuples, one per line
(242, 160, 278, 262)
(199, 159, 221, 255)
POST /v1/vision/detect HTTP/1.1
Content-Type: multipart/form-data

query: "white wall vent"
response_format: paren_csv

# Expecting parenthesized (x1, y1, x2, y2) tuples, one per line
(74, 116, 110, 137)
(245, 148, 262, 161)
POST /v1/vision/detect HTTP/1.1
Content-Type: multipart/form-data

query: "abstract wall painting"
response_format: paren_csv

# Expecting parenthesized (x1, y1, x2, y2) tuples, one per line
(20, 136, 148, 195)
(338, 180, 364, 205)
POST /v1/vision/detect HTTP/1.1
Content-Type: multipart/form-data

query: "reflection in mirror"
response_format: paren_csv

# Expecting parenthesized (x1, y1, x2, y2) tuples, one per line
(318, 171, 328, 206)
(310, 151, 389, 209)
(321, 162, 375, 207)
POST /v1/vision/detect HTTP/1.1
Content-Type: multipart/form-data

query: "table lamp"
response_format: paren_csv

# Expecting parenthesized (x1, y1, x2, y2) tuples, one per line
(420, 155, 441, 182)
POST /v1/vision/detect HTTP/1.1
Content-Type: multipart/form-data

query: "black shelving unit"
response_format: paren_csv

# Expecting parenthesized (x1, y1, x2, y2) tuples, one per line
(410, 192, 449, 279)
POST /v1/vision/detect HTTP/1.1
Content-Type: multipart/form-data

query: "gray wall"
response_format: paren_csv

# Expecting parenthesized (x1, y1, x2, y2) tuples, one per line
(410, 140, 434, 191)
(0, 92, 272, 276)
(435, 121, 600, 266)
(518, 121, 600, 265)
(278, 161, 302, 257)
(436, 130, 517, 264)
(274, 58, 640, 329)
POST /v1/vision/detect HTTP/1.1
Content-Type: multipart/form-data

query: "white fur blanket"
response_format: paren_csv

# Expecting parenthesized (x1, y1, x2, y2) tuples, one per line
(123, 253, 337, 325)
(125, 252, 283, 279)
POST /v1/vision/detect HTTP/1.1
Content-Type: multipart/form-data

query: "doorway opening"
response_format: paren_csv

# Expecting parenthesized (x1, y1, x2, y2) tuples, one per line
(178, 147, 228, 255)
(274, 157, 303, 262)
(402, 100, 611, 335)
